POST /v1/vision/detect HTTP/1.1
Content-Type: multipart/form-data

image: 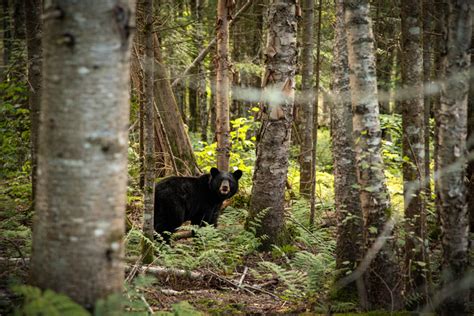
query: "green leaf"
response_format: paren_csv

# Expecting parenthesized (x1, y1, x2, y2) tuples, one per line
(368, 226, 378, 234)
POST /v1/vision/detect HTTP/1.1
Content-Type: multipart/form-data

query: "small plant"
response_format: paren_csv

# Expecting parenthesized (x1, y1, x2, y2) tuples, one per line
(12, 285, 89, 316)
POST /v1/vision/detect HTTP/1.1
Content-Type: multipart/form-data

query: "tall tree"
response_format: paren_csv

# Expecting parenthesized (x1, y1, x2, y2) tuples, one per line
(373, 0, 398, 114)
(468, 24, 474, 265)
(299, 0, 315, 196)
(194, 0, 208, 142)
(11, 0, 26, 80)
(215, 0, 232, 171)
(30, 0, 134, 309)
(25, 0, 42, 202)
(331, 0, 364, 303)
(437, 1, 472, 314)
(137, 0, 155, 264)
(153, 40, 200, 175)
(1, 0, 12, 70)
(248, 0, 298, 250)
(422, 0, 433, 203)
(309, 0, 322, 226)
(344, 0, 402, 310)
(400, 0, 429, 307)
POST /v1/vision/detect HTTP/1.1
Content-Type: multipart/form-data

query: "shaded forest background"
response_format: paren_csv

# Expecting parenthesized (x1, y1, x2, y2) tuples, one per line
(0, 0, 473, 315)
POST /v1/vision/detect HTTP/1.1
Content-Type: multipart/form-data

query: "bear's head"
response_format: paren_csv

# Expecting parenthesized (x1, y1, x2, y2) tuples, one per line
(209, 167, 243, 199)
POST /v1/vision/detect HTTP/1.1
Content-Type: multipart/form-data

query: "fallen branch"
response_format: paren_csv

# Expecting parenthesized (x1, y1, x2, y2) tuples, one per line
(127, 264, 203, 280)
(204, 269, 255, 296)
(0, 257, 29, 265)
(238, 266, 249, 287)
(160, 288, 216, 296)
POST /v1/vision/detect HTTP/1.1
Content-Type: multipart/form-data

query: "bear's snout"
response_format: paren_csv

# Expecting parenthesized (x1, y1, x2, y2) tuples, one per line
(219, 180, 230, 194)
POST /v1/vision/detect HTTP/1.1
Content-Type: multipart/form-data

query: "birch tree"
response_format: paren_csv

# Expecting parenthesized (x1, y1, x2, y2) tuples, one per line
(215, 0, 232, 171)
(437, 1, 472, 314)
(30, 0, 134, 309)
(248, 0, 298, 250)
(400, 0, 429, 306)
(331, 0, 364, 302)
(344, 0, 402, 310)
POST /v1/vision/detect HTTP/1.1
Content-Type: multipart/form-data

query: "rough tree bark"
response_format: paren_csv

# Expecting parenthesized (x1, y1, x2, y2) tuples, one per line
(374, 0, 398, 115)
(422, 0, 433, 204)
(11, 0, 26, 80)
(137, 0, 155, 264)
(344, 0, 402, 310)
(215, 0, 233, 171)
(437, 1, 472, 315)
(331, 0, 364, 303)
(400, 0, 429, 307)
(195, 0, 208, 143)
(309, 0, 322, 226)
(468, 24, 474, 270)
(154, 39, 200, 175)
(299, 0, 315, 196)
(248, 0, 298, 250)
(25, 0, 42, 203)
(30, 0, 134, 309)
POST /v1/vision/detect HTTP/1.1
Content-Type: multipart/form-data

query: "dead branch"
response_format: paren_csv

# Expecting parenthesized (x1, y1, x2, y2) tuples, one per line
(128, 264, 203, 280)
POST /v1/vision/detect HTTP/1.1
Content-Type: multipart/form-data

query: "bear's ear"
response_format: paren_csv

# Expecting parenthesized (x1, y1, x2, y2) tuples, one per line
(210, 167, 220, 177)
(233, 169, 243, 180)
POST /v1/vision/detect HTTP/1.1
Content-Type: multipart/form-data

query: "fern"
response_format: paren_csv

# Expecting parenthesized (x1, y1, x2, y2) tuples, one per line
(258, 261, 307, 299)
(155, 301, 202, 316)
(12, 285, 90, 316)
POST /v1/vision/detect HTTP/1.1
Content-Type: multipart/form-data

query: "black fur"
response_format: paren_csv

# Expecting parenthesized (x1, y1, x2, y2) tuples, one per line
(154, 167, 242, 241)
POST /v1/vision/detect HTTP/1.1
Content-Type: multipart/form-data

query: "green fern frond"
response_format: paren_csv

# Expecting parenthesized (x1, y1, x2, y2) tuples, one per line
(12, 285, 89, 316)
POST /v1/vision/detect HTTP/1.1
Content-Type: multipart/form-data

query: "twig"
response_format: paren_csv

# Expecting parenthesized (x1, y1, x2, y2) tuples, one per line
(2, 238, 27, 266)
(140, 295, 154, 314)
(205, 269, 280, 299)
(128, 264, 203, 280)
(238, 266, 248, 287)
(244, 283, 280, 300)
(204, 269, 255, 296)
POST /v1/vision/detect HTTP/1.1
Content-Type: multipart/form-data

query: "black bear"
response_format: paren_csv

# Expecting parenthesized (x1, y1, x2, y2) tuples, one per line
(153, 167, 243, 241)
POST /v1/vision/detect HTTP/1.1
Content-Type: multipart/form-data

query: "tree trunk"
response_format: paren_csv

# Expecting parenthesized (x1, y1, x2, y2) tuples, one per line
(432, 0, 448, 253)
(331, 0, 364, 303)
(130, 24, 145, 188)
(437, 1, 472, 314)
(194, 0, 208, 143)
(468, 23, 474, 276)
(153, 39, 200, 175)
(137, 0, 155, 264)
(215, 0, 232, 171)
(25, 0, 42, 203)
(248, 0, 298, 250)
(400, 0, 430, 308)
(1, 0, 10, 70)
(422, 0, 433, 206)
(309, 0, 322, 227)
(30, 0, 134, 309)
(11, 0, 26, 80)
(344, 0, 402, 310)
(374, 0, 398, 115)
(298, 0, 315, 196)
(188, 80, 198, 132)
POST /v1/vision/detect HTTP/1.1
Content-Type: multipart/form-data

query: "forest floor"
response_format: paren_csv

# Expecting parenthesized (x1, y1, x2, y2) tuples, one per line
(124, 200, 316, 315)
(0, 180, 431, 315)
(0, 184, 315, 315)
